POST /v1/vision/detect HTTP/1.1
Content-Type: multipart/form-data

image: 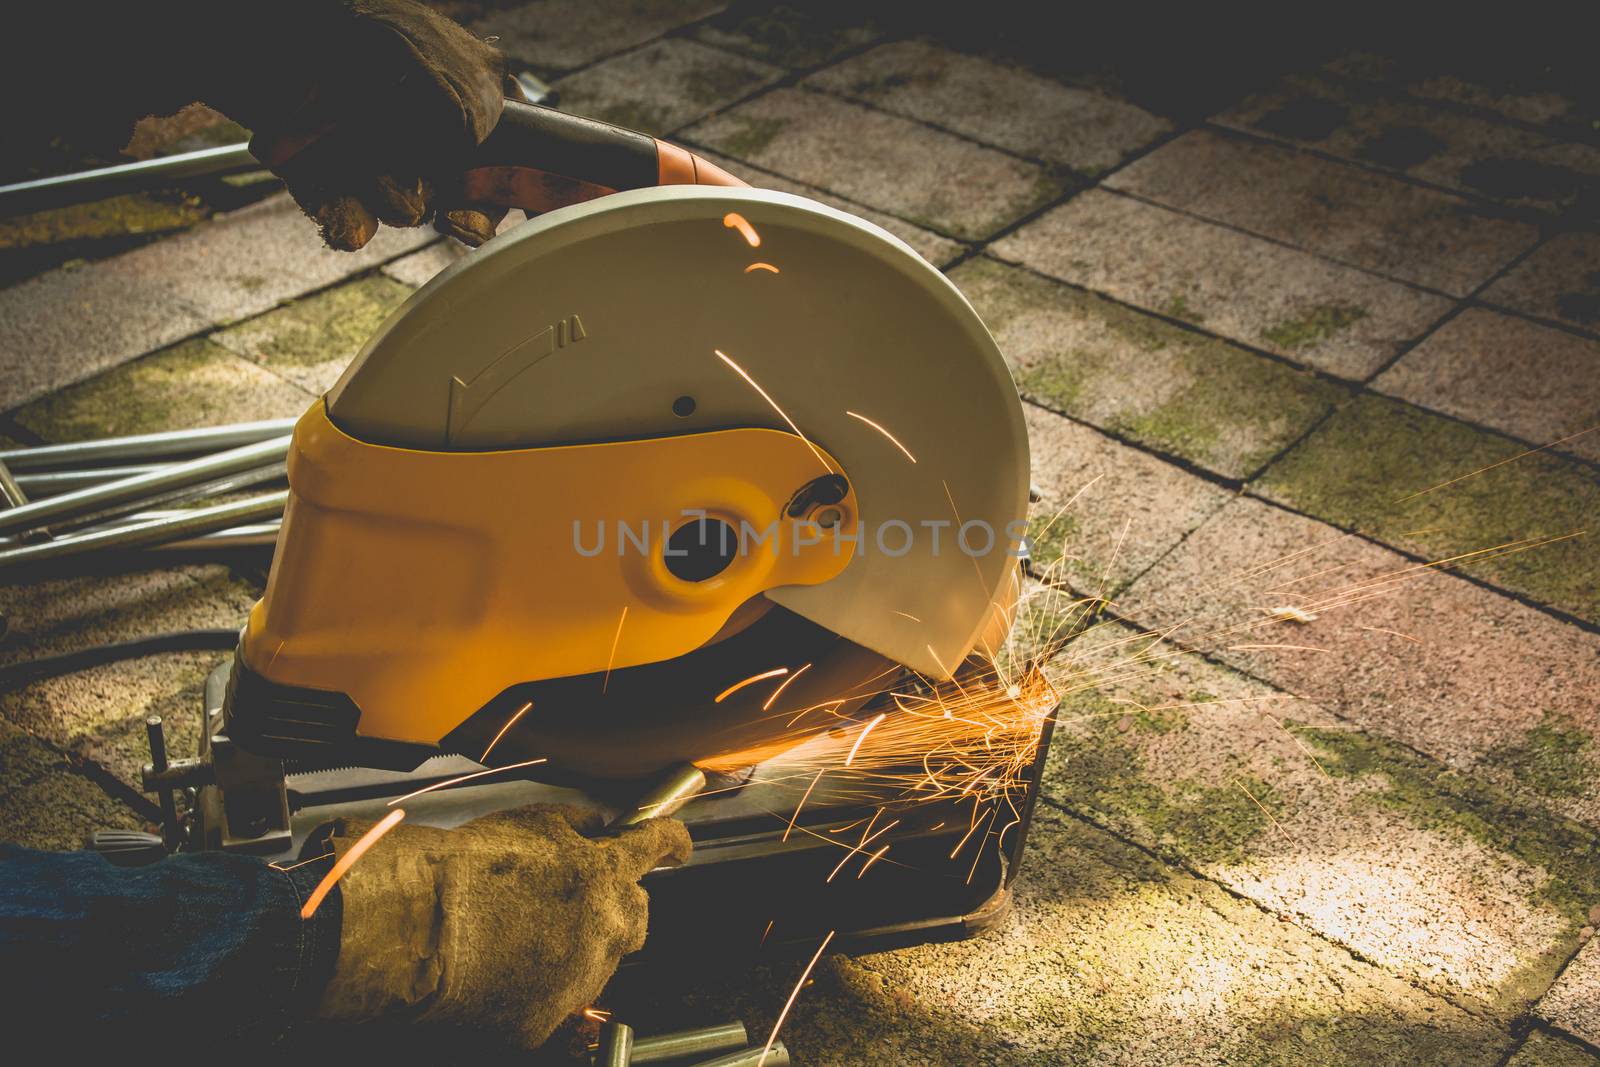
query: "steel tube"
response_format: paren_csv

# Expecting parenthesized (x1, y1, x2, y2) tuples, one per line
(597, 1022, 635, 1067)
(630, 1023, 749, 1064)
(0, 436, 289, 535)
(155, 521, 282, 551)
(611, 762, 707, 828)
(689, 1042, 789, 1067)
(0, 144, 260, 216)
(0, 491, 288, 572)
(0, 418, 296, 472)
(14, 464, 169, 496)
(44, 461, 287, 535)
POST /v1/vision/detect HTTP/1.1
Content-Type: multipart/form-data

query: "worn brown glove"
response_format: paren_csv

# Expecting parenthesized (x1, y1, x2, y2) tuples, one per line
(201, 0, 511, 250)
(316, 805, 691, 1049)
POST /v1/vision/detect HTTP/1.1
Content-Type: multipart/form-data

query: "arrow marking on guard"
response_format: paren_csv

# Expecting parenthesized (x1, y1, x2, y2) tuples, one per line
(446, 315, 585, 443)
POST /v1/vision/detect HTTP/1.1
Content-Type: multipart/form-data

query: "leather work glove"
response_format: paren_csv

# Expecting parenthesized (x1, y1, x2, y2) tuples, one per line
(200, 0, 512, 250)
(315, 805, 692, 1049)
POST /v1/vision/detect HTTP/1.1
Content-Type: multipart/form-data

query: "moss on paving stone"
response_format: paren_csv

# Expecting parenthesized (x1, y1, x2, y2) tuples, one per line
(693, 2, 880, 69)
(1489, 713, 1598, 799)
(715, 115, 791, 158)
(1256, 393, 1600, 622)
(954, 257, 1343, 478)
(1047, 689, 1283, 866)
(1299, 725, 1600, 917)
(1261, 302, 1370, 350)
(0, 193, 208, 250)
(1507, 1031, 1600, 1067)
(216, 274, 411, 371)
(11, 336, 313, 442)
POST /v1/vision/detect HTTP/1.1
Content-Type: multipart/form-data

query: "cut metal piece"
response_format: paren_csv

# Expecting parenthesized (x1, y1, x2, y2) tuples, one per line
(0, 417, 296, 472)
(0, 436, 288, 535)
(597, 1022, 635, 1067)
(0, 491, 288, 572)
(691, 1041, 789, 1067)
(611, 763, 708, 829)
(628, 1022, 748, 1064)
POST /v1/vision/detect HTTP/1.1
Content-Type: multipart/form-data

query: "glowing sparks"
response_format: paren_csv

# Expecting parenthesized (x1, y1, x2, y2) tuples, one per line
(269, 852, 333, 873)
(386, 757, 548, 806)
(745, 261, 780, 273)
(300, 808, 406, 920)
(480, 701, 533, 763)
(713, 348, 832, 473)
(764, 663, 811, 711)
(724, 211, 760, 247)
(856, 844, 891, 878)
(583, 1008, 612, 1022)
(603, 606, 628, 695)
(1395, 424, 1597, 502)
(845, 409, 916, 463)
(758, 930, 833, 1067)
(716, 667, 789, 703)
(843, 713, 886, 766)
(785, 769, 825, 841)
(1227, 643, 1331, 653)
(1232, 778, 1290, 840)
(893, 610, 922, 622)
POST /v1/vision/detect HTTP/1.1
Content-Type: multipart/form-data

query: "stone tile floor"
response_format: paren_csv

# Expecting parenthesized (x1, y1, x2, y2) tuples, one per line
(1, 3, 1597, 1064)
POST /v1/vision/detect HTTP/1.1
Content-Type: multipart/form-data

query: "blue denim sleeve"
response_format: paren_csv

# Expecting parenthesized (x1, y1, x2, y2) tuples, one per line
(0, 844, 341, 1046)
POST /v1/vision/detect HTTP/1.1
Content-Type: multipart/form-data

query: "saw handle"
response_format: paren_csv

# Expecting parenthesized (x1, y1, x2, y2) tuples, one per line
(453, 98, 745, 214)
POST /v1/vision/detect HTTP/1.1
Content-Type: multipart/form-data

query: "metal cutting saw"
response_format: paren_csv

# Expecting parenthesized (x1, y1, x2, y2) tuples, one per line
(121, 99, 1056, 960)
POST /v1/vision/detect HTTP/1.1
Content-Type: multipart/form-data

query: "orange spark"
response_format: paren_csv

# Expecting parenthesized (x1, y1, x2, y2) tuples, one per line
(856, 844, 891, 878)
(745, 262, 780, 273)
(716, 667, 788, 703)
(845, 410, 916, 463)
(758, 930, 834, 1067)
(387, 757, 548, 806)
(300, 808, 406, 919)
(844, 713, 886, 766)
(724, 212, 760, 247)
(764, 663, 811, 710)
(713, 349, 831, 473)
(1227, 643, 1331, 653)
(1395, 424, 1597, 502)
(1233, 778, 1290, 839)
(602, 606, 628, 694)
(269, 852, 333, 873)
(784, 769, 825, 841)
(583, 1008, 612, 1022)
(480, 701, 533, 763)
(893, 610, 921, 622)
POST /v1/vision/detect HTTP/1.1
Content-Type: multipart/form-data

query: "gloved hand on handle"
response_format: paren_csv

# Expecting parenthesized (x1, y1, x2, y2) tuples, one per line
(315, 805, 692, 1049)
(203, 0, 512, 250)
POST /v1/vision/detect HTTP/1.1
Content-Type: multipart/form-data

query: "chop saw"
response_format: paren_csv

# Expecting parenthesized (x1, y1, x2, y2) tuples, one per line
(121, 99, 1056, 960)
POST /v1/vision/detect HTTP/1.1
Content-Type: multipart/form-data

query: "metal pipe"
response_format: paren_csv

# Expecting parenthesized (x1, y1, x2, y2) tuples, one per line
(154, 521, 282, 551)
(596, 1022, 634, 1067)
(44, 461, 287, 535)
(629, 1023, 749, 1064)
(611, 762, 707, 829)
(0, 491, 288, 572)
(14, 464, 168, 496)
(689, 1042, 789, 1067)
(0, 144, 260, 217)
(0, 418, 296, 472)
(0, 436, 289, 535)
(0, 457, 26, 509)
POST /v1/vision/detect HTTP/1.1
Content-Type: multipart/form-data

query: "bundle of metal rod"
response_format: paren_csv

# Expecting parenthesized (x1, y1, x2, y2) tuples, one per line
(587, 1022, 785, 1067)
(0, 419, 297, 575)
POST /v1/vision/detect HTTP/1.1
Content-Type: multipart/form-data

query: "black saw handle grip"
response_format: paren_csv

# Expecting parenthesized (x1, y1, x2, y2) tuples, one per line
(450, 98, 745, 214)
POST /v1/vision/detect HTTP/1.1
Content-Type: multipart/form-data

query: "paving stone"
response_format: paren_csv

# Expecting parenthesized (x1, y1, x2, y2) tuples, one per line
(691, 150, 965, 266)
(0, 255, 208, 414)
(684, 88, 1068, 240)
(0, 717, 142, 850)
(553, 38, 780, 135)
(1482, 232, 1600, 333)
(10, 336, 312, 443)
(0, 193, 208, 253)
(381, 240, 468, 287)
(476, 0, 725, 74)
(1374, 309, 1600, 464)
(0, 566, 257, 792)
(0, 193, 431, 412)
(1217, 74, 1600, 217)
(1537, 936, 1600, 1049)
(808, 40, 1171, 175)
(1042, 625, 1597, 1016)
(1023, 404, 1232, 596)
(1108, 129, 1538, 295)
(212, 275, 413, 396)
(691, 1, 882, 70)
(1256, 392, 1600, 622)
(1326, 52, 1591, 140)
(601, 803, 1508, 1065)
(953, 257, 1345, 479)
(1118, 494, 1600, 827)
(1507, 1031, 1600, 1067)
(992, 189, 1452, 379)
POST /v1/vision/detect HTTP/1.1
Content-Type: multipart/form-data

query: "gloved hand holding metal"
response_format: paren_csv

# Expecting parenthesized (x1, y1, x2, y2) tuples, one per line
(205, 0, 511, 249)
(315, 805, 692, 1049)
